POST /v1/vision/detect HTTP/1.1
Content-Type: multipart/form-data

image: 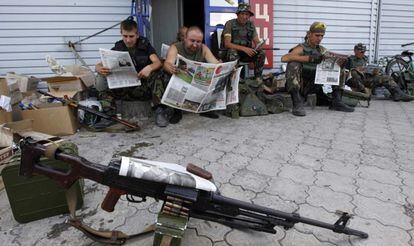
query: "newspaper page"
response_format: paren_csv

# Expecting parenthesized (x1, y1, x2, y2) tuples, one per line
(315, 51, 347, 86)
(119, 156, 217, 192)
(161, 55, 240, 113)
(160, 43, 170, 59)
(99, 48, 141, 89)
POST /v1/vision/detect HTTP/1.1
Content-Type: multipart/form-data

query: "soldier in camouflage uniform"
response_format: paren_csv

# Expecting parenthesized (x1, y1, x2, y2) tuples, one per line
(345, 43, 414, 101)
(222, 3, 266, 80)
(281, 22, 354, 116)
(164, 26, 221, 120)
(95, 18, 170, 127)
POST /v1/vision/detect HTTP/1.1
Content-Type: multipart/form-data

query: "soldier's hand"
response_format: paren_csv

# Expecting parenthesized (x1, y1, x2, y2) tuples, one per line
(372, 68, 380, 76)
(97, 66, 111, 76)
(308, 54, 323, 64)
(164, 61, 178, 74)
(243, 47, 258, 57)
(138, 65, 152, 79)
(336, 57, 348, 67)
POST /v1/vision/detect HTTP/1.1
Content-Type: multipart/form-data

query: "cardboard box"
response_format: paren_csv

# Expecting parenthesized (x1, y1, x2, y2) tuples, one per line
(0, 78, 23, 105)
(0, 78, 9, 95)
(5, 73, 40, 93)
(43, 65, 95, 93)
(21, 105, 79, 136)
(0, 110, 13, 124)
(4, 74, 20, 92)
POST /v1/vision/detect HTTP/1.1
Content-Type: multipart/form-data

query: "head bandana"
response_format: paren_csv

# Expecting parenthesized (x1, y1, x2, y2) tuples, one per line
(309, 22, 327, 33)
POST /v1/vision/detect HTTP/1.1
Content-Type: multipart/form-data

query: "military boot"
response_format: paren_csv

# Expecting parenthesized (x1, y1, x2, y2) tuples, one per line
(329, 88, 355, 112)
(290, 89, 306, 116)
(389, 86, 414, 102)
(154, 106, 169, 127)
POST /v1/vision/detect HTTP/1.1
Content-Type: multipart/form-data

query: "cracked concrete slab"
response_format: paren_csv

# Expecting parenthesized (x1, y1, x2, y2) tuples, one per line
(1, 100, 414, 245)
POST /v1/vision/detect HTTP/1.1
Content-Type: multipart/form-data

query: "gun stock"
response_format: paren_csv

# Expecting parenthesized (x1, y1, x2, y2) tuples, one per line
(19, 138, 368, 241)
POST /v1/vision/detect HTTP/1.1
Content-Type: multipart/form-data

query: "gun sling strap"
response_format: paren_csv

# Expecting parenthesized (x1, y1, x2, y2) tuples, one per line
(43, 142, 156, 245)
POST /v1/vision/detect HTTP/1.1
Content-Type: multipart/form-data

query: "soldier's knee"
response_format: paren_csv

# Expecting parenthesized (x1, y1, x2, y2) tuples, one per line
(286, 62, 302, 71)
(95, 74, 109, 92)
(257, 50, 266, 59)
(226, 49, 239, 61)
(285, 62, 302, 76)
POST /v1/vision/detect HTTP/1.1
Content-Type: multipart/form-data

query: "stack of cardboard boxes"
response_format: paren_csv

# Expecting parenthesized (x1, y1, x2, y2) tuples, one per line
(1, 65, 95, 136)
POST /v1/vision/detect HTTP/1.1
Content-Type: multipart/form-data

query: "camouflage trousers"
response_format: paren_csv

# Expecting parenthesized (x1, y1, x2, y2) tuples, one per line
(96, 70, 167, 106)
(347, 70, 398, 92)
(226, 49, 265, 78)
(285, 62, 344, 95)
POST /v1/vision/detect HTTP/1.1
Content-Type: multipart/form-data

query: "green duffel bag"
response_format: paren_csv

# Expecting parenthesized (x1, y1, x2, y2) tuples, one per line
(238, 79, 268, 117)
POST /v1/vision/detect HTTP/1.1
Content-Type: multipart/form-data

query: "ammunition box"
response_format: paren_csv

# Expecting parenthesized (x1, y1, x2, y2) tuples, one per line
(2, 158, 83, 223)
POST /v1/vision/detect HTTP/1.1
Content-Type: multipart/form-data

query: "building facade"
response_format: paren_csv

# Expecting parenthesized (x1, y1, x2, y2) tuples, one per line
(0, 0, 413, 76)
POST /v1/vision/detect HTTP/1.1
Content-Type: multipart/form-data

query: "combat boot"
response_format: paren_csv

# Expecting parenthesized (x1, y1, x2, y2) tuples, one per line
(329, 88, 355, 112)
(290, 89, 306, 116)
(389, 86, 414, 102)
(154, 106, 169, 127)
(200, 111, 219, 119)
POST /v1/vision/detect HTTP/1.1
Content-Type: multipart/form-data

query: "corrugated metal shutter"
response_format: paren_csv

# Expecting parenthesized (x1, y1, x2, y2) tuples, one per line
(0, 0, 131, 77)
(377, 0, 414, 59)
(272, 0, 379, 71)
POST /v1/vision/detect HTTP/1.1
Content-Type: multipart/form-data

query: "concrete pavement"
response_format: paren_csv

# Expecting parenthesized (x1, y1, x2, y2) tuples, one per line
(1, 100, 413, 246)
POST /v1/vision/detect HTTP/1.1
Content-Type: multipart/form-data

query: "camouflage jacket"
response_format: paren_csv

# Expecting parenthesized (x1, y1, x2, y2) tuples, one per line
(223, 19, 257, 47)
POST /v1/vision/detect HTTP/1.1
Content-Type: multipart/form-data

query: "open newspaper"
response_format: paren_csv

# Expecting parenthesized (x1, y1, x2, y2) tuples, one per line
(161, 55, 241, 113)
(119, 156, 217, 192)
(99, 48, 141, 89)
(315, 51, 348, 85)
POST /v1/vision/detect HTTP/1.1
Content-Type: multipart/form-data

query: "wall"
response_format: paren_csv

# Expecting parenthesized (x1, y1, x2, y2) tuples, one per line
(272, 0, 379, 71)
(1, 0, 413, 76)
(0, 0, 131, 76)
(376, 0, 414, 58)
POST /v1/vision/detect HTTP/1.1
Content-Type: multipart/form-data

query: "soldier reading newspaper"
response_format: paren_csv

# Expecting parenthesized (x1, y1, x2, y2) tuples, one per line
(315, 51, 348, 86)
(161, 55, 241, 113)
(99, 48, 141, 89)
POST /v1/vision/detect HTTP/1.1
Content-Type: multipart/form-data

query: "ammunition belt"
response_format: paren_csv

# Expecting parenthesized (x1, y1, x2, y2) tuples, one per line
(161, 196, 191, 218)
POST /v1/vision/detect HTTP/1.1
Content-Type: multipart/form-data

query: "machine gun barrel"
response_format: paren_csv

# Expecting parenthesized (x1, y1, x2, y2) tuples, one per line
(201, 193, 368, 238)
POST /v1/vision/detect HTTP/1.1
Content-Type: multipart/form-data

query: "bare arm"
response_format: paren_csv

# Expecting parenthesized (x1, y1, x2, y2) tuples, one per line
(281, 46, 310, 63)
(163, 45, 178, 74)
(138, 54, 162, 79)
(202, 44, 219, 64)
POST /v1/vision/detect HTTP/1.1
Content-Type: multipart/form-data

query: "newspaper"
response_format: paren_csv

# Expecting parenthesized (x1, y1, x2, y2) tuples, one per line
(315, 51, 347, 86)
(99, 48, 141, 89)
(119, 156, 217, 192)
(160, 43, 170, 59)
(161, 55, 241, 113)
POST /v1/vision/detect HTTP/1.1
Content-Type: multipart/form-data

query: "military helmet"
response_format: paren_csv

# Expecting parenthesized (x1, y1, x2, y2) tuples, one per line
(236, 3, 254, 16)
(354, 43, 367, 52)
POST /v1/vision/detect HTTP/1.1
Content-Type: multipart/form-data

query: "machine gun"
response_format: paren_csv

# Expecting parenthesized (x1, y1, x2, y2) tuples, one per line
(19, 138, 368, 244)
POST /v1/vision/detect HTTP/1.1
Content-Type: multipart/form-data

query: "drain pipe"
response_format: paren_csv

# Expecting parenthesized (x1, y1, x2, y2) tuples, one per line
(374, 0, 383, 63)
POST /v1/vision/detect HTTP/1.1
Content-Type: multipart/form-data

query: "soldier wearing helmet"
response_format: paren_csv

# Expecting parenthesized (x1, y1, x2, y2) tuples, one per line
(281, 22, 354, 116)
(222, 3, 266, 80)
(345, 43, 414, 101)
